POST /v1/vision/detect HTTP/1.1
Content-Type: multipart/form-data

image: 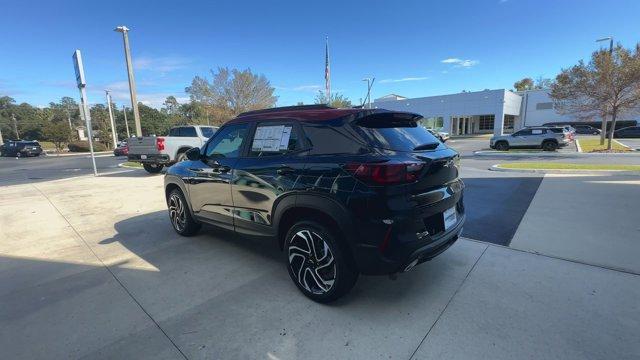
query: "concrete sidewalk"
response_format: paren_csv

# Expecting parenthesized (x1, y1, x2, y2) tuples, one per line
(511, 174, 640, 274)
(1, 175, 638, 359)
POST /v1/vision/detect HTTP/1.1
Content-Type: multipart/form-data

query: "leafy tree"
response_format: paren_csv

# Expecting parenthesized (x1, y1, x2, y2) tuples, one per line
(138, 103, 172, 136)
(162, 96, 180, 115)
(314, 91, 352, 108)
(514, 77, 553, 91)
(186, 67, 277, 124)
(514, 78, 535, 91)
(43, 121, 72, 151)
(551, 43, 640, 149)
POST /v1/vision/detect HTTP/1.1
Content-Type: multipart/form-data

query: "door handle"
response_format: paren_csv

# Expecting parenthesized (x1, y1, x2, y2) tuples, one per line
(277, 166, 294, 175)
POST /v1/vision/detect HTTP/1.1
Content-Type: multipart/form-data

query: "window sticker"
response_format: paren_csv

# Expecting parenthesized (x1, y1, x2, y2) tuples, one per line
(252, 125, 292, 152)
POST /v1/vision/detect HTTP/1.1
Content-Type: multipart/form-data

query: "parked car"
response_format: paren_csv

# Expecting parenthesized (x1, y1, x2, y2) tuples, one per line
(0, 140, 43, 157)
(127, 125, 219, 173)
(163, 105, 465, 302)
(113, 143, 129, 156)
(490, 127, 571, 151)
(427, 129, 450, 142)
(614, 126, 640, 138)
(573, 125, 601, 135)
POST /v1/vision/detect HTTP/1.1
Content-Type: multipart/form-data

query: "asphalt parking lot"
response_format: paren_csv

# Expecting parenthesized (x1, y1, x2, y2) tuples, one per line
(1, 139, 640, 359)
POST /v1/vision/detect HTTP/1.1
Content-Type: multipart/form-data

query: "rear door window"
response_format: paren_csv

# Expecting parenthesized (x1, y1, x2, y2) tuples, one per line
(169, 128, 180, 136)
(181, 127, 197, 137)
(353, 113, 440, 152)
(249, 123, 301, 157)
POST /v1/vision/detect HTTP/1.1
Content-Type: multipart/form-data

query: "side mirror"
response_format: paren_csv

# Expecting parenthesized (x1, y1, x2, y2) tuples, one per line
(186, 147, 201, 161)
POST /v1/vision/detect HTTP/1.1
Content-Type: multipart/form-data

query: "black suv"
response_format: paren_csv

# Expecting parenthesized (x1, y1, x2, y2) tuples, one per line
(164, 105, 465, 302)
(0, 140, 43, 157)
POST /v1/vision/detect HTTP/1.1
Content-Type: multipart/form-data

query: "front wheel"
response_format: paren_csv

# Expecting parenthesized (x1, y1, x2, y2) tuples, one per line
(495, 141, 509, 151)
(167, 189, 201, 236)
(285, 221, 358, 303)
(143, 163, 164, 174)
(542, 141, 558, 151)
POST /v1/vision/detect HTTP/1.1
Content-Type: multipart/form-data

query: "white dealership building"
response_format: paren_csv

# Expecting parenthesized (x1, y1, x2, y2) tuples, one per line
(373, 89, 639, 136)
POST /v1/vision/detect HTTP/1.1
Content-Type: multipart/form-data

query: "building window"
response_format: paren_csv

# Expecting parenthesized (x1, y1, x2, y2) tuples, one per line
(503, 115, 515, 130)
(535, 102, 553, 110)
(420, 116, 444, 130)
(478, 115, 495, 130)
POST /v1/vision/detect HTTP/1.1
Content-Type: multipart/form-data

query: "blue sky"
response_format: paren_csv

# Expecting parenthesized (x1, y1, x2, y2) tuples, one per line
(1, 0, 639, 109)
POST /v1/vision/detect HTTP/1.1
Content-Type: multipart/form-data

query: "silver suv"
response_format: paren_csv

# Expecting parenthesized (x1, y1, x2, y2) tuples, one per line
(490, 127, 572, 151)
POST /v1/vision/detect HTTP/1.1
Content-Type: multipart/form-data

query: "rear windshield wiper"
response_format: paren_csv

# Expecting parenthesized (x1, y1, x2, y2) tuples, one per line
(413, 142, 439, 151)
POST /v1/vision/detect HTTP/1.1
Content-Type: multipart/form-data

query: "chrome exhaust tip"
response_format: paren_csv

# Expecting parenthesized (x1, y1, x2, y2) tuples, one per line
(403, 259, 419, 272)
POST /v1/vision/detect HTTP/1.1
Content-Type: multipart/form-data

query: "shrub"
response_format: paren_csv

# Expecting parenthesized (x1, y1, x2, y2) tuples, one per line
(67, 141, 107, 152)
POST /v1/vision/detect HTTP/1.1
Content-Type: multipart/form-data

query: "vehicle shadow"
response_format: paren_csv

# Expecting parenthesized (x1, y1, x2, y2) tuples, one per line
(98, 210, 484, 307)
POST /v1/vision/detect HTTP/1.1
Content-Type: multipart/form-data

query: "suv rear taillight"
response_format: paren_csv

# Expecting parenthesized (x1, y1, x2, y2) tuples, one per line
(344, 162, 424, 185)
(156, 137, 165, 151)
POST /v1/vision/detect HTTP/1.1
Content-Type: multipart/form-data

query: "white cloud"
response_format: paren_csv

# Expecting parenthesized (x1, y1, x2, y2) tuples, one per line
(441, 58, 479, 68)
(133, 56, 191, 74)
(379, 77, 429, 83)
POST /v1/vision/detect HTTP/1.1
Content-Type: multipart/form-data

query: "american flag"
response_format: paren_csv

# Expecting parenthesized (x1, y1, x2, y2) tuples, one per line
(325, 37, 331, 99)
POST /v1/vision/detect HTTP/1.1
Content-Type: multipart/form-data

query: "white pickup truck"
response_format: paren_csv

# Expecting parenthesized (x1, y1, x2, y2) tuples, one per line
(127, 125, 218, 173)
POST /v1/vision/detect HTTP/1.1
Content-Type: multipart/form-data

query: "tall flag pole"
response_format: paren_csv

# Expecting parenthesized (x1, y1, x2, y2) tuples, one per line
(325, 36, 331, 101)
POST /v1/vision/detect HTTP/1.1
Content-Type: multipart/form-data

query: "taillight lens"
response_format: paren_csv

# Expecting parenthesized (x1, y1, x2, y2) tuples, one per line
(344, 162, 424, 185)
(156, 137, 165, 151)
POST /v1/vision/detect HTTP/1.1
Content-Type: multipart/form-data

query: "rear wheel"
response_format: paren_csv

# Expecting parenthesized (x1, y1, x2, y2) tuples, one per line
(143, 163, 164, 174)
(176, 151, 188, 162)
(542, 141, 558, 151)
(285, 221, 358, 303)
(495, 141, 509, 151)
(167, 189, 201, 236)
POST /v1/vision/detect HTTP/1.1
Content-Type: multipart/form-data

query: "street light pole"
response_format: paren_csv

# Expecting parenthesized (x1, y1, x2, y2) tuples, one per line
(596, 36, 614, 145)
(362, 77, 375, 109)
(114, 25, 142, 137)
(122, 105, 131, 139)
(105, 90, 118, 149)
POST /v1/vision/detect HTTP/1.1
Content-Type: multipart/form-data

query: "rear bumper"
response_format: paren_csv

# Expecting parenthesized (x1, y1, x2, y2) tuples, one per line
(127, 154, 170, 163)
(350, 183, 465, 275)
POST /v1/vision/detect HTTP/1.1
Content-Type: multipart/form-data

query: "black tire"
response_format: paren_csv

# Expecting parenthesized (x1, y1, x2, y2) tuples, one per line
(495, 141, 509, 151)
(167, 189, 201, 236)
(143, 163, 164, 174)
(16, 152, 22, 158)
(542, 140, 558, 151)
(285, 220, 358, 303)
(176, 151, 188, 162)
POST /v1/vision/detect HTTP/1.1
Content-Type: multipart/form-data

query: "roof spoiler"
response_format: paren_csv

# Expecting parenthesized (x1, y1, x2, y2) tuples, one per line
(237, 104, 334, 117)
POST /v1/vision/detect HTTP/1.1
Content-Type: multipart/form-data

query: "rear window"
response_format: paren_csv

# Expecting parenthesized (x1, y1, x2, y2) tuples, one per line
(200, 127, 217, 138)
(354, 113, 440, 151)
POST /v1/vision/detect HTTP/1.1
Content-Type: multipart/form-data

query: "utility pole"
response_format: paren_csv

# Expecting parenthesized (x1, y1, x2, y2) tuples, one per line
(114, 26, 142, 137)
(0, 125, 4, 145)
(105, 90, 118, 148)
(596, 36, 614, 145)
(122, 105, 131, 139)
(12, 114, 19, 139)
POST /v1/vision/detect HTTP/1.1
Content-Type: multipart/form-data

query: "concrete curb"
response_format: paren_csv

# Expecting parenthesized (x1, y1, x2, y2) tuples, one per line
(44, 151, 114, 157)
(117, 163, 143, 169)
(489, 164, 640, 176)
(475, 150, 640, 157)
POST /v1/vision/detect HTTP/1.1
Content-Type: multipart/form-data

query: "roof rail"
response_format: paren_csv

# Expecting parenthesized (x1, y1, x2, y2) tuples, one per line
(237, 104, 334, 117)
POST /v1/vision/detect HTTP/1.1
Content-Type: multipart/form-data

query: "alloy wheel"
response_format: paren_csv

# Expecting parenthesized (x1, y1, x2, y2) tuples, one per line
(168, 194, 186, 232)
(288, 229, 336, 295)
